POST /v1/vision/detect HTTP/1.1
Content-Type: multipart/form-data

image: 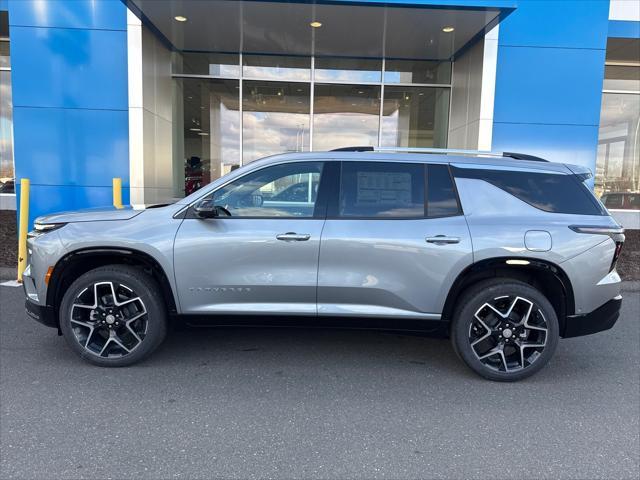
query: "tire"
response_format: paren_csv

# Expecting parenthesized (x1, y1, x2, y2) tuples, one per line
(451, 278, 559, 382)
(59, 265, 168, 367)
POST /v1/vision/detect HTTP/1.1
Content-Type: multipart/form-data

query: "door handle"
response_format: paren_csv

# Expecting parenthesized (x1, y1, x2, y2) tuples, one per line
(426, 235, 460, 245)
(276, 232, 311, 242)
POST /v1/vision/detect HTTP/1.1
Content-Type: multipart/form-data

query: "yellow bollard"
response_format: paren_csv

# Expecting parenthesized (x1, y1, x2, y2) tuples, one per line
(17, 178, 30, 283)
(112, 177, 123, 209)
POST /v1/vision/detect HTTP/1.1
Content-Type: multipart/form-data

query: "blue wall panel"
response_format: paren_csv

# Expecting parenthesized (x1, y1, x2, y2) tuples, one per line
(492, 1, 610, 172)
(497, 0, 609, 49)
(12, 108, 129, 186)
(608, 20, 640, 39)
(262, 0, 518, 9)
(493, 46, 606, 126)
(8, 0, 129, 228)
(8, 0, 126, 30)
(492, 123, 600, 169)
(10, 26, 128, 110)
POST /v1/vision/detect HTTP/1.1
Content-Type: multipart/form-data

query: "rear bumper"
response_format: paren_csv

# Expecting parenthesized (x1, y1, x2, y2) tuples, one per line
(25, 298, 57, 329)
(563, 295, 622, 338)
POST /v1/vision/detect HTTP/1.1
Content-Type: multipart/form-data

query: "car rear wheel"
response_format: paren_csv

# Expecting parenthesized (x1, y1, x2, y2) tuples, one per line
(59, 265, 167, 367)
(451, 278, 559, 382)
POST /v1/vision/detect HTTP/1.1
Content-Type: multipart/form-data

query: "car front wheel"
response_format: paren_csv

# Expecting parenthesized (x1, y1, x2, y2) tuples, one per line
(451, 278, 559, 382)
(59, 265, 167, 367)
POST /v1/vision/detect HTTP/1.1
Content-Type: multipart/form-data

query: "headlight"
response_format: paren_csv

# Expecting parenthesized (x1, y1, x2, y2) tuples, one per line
(28, 223, 66, 239)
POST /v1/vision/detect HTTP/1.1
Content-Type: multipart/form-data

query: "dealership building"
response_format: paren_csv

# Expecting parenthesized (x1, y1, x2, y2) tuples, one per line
(0, 0, 638, 227)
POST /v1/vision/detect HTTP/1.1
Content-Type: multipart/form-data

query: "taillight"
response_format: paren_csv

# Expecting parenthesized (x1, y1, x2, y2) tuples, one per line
(569, 225, 625, 272)
(611, 241, 624, 272)
(568, 225, 624, 235)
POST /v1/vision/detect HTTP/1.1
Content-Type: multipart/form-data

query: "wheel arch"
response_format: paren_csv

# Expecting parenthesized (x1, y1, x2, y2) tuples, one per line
(46, 247, 178, 326)
(441, 257, 575, 334)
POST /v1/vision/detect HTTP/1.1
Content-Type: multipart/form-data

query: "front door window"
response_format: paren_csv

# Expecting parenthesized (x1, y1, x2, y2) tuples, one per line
(204, 162, 323, 218)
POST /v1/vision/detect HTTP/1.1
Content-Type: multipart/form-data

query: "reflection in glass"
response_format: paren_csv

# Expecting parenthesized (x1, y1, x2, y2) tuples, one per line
(176, 52, 240, 77)
(178, 79, 240, 196)
(603, 65, 640, 92)
(171, 52, 456, 198)
(243, 55, 310, 81)
(0, 70, 13, 183)
(381, 86, 449, 148)
(0, 41, 9, 69)
(209, 162, 323, 217)
(596, 92, 640, 198)
(242, 81, 310, 164)
(315, 57, 381, 83)
(313, 84, 381, 151)
(427, 164, 460, 217)
(384, 59, 451, 84)
(339, 161, 425, 218)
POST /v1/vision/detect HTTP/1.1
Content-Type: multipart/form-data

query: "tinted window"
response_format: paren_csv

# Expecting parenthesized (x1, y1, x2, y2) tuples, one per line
(427, 164, 461, 217)
(453, 167, 606, 215)
(339, 162, 425, 218)
(207, 162, 323, 217)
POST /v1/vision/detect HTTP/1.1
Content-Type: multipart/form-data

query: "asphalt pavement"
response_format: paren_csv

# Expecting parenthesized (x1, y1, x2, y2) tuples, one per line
(1, 283, 639, 479)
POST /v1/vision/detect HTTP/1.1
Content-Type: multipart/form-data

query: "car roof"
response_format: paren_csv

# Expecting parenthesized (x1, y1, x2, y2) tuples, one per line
(256, 151, 573, 174)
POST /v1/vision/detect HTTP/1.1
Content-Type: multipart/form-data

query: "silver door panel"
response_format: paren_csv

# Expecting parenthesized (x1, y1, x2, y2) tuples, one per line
(174, 218, 324, 315)
(317, 216, 473, 317)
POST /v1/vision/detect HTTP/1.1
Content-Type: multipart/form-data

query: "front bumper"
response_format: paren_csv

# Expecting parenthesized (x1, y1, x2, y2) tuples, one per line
(563, 295, 622, 338)
(25, 298, 57, 329)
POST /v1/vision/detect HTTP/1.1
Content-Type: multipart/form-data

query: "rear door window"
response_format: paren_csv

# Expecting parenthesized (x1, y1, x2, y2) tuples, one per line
(338, 162, 425, 218)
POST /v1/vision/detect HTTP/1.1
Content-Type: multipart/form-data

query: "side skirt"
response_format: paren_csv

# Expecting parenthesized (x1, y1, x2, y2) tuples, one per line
(173, 314, 449, 336)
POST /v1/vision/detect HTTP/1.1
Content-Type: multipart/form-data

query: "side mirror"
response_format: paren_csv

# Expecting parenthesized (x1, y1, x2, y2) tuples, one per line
(194, 201, 219, 219)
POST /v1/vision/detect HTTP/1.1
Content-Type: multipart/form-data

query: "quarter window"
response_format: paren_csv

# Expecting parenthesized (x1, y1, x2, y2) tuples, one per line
(339, 162, 425, 218)
(207, 162, 323, 217)
(453, 167, 606, 216)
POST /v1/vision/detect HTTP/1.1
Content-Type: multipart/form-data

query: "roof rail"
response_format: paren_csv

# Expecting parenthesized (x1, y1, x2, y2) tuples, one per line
(329, 146, 548, 162)
(330, 146, 375, 152)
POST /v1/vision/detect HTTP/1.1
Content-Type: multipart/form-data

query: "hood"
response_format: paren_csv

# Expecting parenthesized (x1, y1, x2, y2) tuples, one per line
(35, 206, 146, 225)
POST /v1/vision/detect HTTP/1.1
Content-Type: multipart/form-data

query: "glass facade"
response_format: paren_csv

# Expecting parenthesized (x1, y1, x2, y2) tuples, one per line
(596, 39, 640, 208)
(243, 55, 310, 81)
(315, 57, 382, 83)
(383, 59, 451, 84)
(173, 53, 451, 195)
(0, 9, 13, 194)
(243, 81, 310, 162)
(313, 84, 381, 151)
(381, 86, 450, 148)
(178, 78, 240, 196)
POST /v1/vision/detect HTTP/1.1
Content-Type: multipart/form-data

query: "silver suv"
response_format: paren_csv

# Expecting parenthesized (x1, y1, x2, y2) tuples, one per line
(23, 149, 625, 381)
